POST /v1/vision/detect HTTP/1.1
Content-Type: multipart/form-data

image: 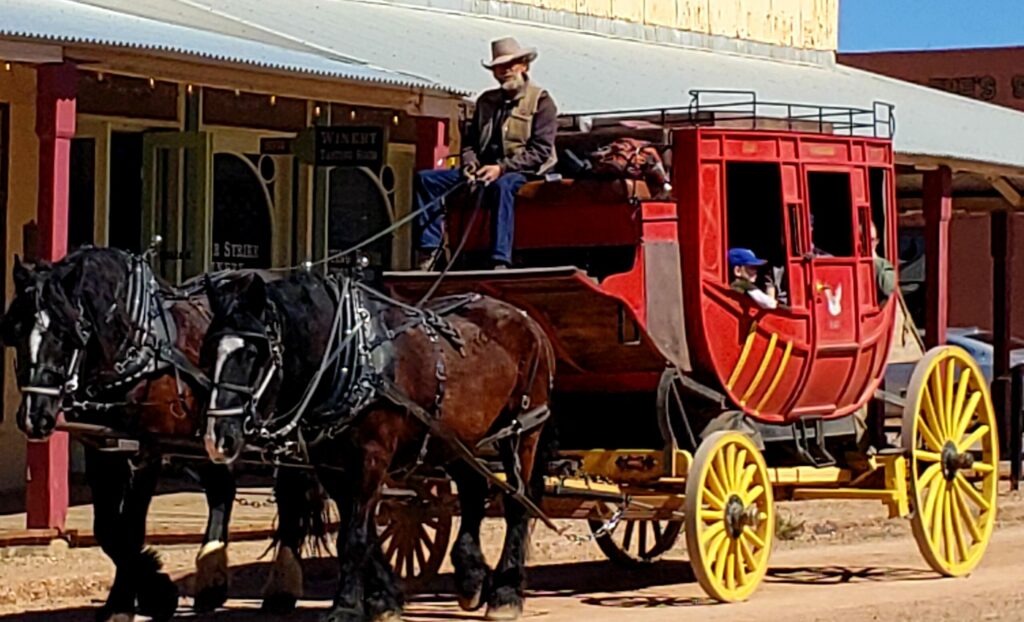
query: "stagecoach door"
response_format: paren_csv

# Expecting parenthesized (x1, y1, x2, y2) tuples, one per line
(805, 167, 865, 348)
(141, 131, 212, 283)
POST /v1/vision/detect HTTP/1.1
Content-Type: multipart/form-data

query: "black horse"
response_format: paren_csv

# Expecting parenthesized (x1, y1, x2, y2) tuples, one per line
(1, 248, 327, 621)
(203, 269, 555, 622)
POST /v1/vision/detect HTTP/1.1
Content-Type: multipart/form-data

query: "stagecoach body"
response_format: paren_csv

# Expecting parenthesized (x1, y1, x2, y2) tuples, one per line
(383, 96, 998, 602)
(393, 125, 899, 425)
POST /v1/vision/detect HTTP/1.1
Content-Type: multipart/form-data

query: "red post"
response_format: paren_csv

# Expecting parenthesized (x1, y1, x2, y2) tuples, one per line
(26, 62, 76, 530)
(414, 117, 449, 171)
(922, 166, 952, 350)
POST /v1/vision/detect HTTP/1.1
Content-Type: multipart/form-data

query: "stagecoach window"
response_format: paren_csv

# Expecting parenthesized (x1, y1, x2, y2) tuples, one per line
(725, 162, 787, 292)
(807, 171, 855, 257)
(869, 168, 888, 257)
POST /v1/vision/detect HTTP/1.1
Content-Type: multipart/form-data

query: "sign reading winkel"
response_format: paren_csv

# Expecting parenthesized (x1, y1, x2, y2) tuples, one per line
(315, 126, 385, 168)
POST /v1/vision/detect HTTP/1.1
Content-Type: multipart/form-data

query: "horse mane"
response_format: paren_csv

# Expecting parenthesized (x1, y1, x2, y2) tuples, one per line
(42, 247, 133, 361)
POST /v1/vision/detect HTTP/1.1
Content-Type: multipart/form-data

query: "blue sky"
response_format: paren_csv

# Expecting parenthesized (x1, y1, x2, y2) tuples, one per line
(839, 0, 1024, 51)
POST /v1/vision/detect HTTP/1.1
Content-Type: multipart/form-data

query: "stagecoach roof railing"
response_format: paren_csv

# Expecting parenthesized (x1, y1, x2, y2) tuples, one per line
(560, 90, 896, 139)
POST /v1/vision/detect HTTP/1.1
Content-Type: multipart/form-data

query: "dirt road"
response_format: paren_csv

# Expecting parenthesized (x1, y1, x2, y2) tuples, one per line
(5, 492, 1024, 621)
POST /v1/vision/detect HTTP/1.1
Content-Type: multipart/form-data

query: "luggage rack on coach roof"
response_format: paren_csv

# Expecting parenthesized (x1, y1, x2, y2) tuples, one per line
(559, 89, 896, 139)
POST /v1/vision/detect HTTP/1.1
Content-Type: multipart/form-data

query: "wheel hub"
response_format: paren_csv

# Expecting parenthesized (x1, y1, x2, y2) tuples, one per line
(724, 495, 760, 538)
(941, 440, 973, 481)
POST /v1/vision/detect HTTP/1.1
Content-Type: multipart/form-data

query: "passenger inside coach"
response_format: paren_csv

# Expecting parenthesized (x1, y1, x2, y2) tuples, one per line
(729, 248, 778, 310)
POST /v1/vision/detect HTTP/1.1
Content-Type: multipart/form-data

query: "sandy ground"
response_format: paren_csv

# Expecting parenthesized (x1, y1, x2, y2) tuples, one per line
(4, 488, 1024, 621)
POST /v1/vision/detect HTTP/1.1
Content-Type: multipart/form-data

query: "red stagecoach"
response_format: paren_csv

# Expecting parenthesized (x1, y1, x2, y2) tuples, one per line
(384, 92, 998, 601)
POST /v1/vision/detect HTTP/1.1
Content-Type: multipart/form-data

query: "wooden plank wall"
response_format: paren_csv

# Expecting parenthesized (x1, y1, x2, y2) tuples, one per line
(504, 0, 838, 50)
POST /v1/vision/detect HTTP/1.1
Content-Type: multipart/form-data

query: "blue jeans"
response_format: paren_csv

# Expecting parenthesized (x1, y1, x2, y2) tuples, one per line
(414, 168, 527, 264)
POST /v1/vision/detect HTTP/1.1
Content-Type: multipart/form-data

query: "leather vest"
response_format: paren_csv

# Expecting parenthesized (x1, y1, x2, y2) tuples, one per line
(498, 83, 557, 175)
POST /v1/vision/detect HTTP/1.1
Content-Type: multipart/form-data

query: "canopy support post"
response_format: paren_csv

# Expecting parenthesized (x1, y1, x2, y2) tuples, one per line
(922, 166, 952, 350)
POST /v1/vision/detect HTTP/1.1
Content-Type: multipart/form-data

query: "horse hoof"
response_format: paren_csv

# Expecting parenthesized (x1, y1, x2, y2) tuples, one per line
(485, 603, 524, 621)
(262, 593, 298, 614)
(96, 611, 134, 622)
(457, 591, 483, 612)
(193, 583, 228, 613)
(136, 572, 179, 622)
(321, 607, 363, 622)
(194, 540, 229, 612)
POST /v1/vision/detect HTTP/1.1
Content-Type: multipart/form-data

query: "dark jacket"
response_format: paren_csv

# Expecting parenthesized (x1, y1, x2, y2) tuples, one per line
(461, 80, 558, 176)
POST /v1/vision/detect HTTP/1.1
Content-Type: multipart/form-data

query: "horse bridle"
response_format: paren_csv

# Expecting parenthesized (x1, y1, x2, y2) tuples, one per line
(207, 317, 284, 427)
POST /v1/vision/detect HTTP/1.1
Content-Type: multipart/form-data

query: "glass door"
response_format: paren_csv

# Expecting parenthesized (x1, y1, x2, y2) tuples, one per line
(141, 131, 211, 283)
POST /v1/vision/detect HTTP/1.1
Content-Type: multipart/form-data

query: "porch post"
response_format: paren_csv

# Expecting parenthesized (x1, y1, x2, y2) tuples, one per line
(991, 209, 1015, 477)
(26, 61, 76, 530)
(922, 166, 952, 350)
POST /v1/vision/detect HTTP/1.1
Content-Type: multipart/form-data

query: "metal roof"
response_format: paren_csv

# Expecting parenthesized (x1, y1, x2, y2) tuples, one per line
(0, 0, 451, 92)
(66, 0, 1024, 174)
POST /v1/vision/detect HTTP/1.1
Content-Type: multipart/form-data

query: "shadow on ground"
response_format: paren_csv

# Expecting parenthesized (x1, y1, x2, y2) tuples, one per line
(0, 559, 939, 620)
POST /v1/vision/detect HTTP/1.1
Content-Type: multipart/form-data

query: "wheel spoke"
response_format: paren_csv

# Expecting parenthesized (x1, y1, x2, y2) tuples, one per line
(917, 415, 944, 453)
(704, 488, 726, 511)
(653, 521, 664, 542)
(725, 542, 737, 591)
(406, 547, 416, 578)
(943, 490, 957, 564)
(701, 509, 723, 523)
(737, 463, 757, 496)
(639, 521, 649, 555)
(951, 369, 972, 436)
(917, 463, 944, 492)
(743, 525, 766, 550)
(955, 392, 983, 443)
(417, 525, 434, 547)
(957, 425, 989, 454)
(929, 482, 946, 546)
(414, 536, 428, 569)
(700, 520, 726, 547)
(714, 532, 731, 581)
(955, 474, 991, 513)
(725, 444, 738, 490)
(744, 484, 765, 506)
(952, 482, 983, 543)
(944, 359, 957, 436)
(922, 386, 946, 440)
(915, 450, 943, 463)
(623, 520, 635, 551)
(971, 461, 995, 474)
(928, 377, 948, 438)
(734, 538, 748, 586)
(922, 473, 944, 528)
(735, 449, 748, 486)
(706, 530, 728, 564)
(739, 533, 757, 572)
(949, 486, 970, 563)
(707, 460, 728, 501)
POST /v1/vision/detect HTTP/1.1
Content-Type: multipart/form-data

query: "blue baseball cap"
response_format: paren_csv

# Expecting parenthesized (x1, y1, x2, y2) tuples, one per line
(729, 248, 767, 268)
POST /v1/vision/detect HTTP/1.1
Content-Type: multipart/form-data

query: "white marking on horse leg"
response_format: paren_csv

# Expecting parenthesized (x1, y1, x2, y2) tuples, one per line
(262, 544, 303, 600)
(194, 540, 229, 596)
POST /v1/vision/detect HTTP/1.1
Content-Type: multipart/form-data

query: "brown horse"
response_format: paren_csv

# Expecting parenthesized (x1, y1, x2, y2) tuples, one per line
(203, 269, 555, 622)
(1, 248, 325, 621)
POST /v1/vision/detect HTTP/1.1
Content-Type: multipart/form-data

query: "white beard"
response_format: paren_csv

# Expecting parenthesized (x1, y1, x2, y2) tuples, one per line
(500, 73, 526, 93)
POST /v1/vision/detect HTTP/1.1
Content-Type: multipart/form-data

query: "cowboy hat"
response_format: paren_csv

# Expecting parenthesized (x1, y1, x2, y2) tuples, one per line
(482, 36, 538, 68)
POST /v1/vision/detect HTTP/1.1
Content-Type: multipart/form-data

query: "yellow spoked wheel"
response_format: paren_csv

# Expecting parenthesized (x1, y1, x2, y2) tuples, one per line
(685, 431, 774, 602)
(903, 345, 998, 577)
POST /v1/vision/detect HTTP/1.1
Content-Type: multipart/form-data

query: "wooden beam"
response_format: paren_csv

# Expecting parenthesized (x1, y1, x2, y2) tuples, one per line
(923, 166, 952, 350)
(897, 153, 1024, 181)
(66, 47, 462, 119)
(989, 176, 1024, 209)
(898, 197, 1018, 213)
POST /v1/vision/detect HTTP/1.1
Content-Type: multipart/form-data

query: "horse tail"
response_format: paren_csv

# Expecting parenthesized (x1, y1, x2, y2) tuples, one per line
(269, 468, 334, 557)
